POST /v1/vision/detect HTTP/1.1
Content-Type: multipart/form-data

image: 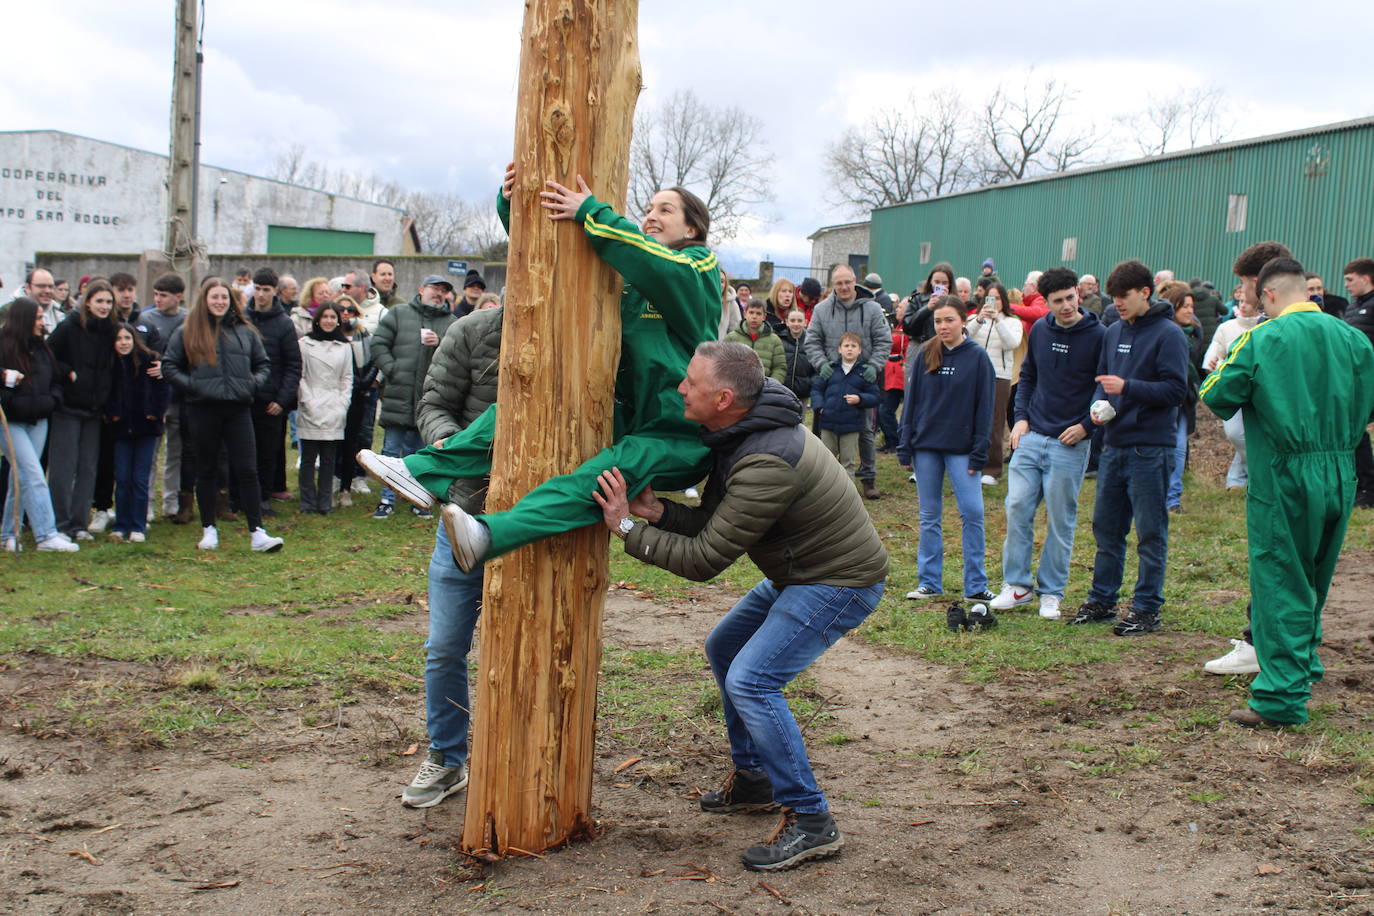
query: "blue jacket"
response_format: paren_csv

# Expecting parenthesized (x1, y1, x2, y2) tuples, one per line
(1015, 309, 1106, 438)
(1093, 300, 1190, 448)
(898, 337, 996, 470)
(105, 352, 172, 439)
(811, 360, 880, 434)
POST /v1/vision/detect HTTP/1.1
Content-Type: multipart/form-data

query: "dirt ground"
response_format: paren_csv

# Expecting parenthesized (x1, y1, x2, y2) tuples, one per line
(4, 524, 1374, 916)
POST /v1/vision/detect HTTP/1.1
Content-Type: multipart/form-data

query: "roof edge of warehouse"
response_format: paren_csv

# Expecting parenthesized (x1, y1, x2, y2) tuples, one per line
(806, 219, 870, 241)
(872, 115, 1374, 213)
(0, 128, 408, 214)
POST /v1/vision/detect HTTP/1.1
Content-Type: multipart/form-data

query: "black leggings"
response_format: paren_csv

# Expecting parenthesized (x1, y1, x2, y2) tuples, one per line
(190, 402, 262, 532)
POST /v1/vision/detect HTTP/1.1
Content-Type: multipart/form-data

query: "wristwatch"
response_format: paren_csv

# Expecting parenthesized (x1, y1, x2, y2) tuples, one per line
(616, 517, 635, 538)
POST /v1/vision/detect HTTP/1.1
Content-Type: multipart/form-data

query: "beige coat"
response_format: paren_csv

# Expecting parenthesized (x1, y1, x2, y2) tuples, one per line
(296, 337, 352, 440)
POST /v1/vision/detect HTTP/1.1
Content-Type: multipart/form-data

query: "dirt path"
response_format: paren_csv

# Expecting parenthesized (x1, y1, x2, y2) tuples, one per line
(4, 561, 1374, 914)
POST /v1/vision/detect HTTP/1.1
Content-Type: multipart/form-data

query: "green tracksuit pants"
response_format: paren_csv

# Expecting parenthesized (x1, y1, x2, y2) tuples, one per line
(403, 404, 710, 558)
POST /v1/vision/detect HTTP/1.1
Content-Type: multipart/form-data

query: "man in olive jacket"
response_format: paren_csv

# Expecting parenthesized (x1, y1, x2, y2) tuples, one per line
(399, 306, 502, 808)
(369, 275, 457, 517)
(592, 341, 888, 873)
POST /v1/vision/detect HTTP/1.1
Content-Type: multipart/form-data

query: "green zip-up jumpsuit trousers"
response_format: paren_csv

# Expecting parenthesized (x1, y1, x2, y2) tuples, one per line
(1200, 302, 1374, 723)
(401, 192, 720, 559)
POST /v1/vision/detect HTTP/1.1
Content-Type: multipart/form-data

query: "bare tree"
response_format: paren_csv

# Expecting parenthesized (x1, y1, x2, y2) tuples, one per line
(270, 143, 308, 184)
(1130, 85, 1232, 156)
(979, 72, 1098, 183)
(825, 88, 980, 215)
(629, 89, 773, 243)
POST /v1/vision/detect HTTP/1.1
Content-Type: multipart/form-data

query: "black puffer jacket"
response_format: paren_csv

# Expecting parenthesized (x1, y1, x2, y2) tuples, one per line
(105, 353, 172, 438)
(46, 310, 115, 417)
(778, 328, 817, 400)
(0, 340, 62, 423)
(1346, 290, 1374, 347)
(247, 299, 303, 408)
(163, 312, 270, 405)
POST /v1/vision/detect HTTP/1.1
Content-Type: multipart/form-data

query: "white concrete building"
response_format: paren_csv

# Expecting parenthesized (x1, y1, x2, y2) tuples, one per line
(0, 130, 409, 292)
(807, 220, 870, 279)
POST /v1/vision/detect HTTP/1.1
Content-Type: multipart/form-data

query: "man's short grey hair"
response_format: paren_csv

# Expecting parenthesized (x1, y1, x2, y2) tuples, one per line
(277, 274, 296, 287)
(328, 276, 346, 294)
(696, 341, 764, 409)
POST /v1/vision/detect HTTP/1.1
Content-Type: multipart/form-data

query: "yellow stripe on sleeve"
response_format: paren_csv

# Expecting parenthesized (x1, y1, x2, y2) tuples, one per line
(583, 213, 719, 273)
(1198, 327, 1253, 398)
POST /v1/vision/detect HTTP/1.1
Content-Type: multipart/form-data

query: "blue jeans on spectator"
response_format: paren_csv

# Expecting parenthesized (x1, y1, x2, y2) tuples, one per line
(112, 435, 159, 535)
(1, 420, 59, 542)
(914, 450, 987, 596)
(1167, 415, 1188, 509)
(1087, 444, 1174, 616)
(379, 426, 424, 505)
(878, 389, 903, 449)
(704, 578, 883, 814)
(426, 521, 484, 768)
(1001, 431, 1090, 598)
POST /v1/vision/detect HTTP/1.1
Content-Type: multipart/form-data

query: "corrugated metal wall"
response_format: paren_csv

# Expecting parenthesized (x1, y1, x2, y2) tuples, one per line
(870, 119, 1374, 299)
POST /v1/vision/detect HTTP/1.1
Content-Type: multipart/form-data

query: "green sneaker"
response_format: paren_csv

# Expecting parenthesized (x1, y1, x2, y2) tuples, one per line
(401, 750, 468, 808)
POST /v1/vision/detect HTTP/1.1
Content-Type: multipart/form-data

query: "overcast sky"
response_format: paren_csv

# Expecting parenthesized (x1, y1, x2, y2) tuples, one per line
(5, 1, 1370, 276)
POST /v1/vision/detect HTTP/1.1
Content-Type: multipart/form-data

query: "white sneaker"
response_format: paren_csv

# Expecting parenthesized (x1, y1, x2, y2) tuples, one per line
(37, 534, 79, 552)
(401, 750, 469, 808)
(72, 529, 94, 542)
(980, 475, 997, 486)
(989, 584, 1034, 610)
(129, 531, 146, 543)
(1038, 594, 1062, 619)
(3, 537, 19, 552)
(905, 586, 942, 600)
(337, 491, 352, 508)
(908, 472, 917, 483)
(356, 449, 436, 510)
(441, 503, 490, 573)
(684, 486, 700, 499)
(88, 509, 110, 533)
(198, 526, 219, 550)
(147, 505, 156, 524)
(1204, 639, 1260, 675)
(250, 527, 284, 553)
(351, 477, 372, 495)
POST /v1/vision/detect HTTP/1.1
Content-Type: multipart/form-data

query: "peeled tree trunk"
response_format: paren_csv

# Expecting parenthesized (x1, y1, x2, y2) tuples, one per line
(460, 0, 641, 858)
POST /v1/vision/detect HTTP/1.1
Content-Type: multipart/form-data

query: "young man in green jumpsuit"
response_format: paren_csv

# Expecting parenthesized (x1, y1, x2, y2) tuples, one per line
(1200, 257, 1374, 727)
(360, 170, 720, 572)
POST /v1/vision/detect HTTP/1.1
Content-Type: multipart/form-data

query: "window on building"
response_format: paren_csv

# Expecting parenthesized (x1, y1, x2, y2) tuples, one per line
(1061, 237, 1078, 261)
(1226, 194, 1248, 233)
(919, 242, 931, 265)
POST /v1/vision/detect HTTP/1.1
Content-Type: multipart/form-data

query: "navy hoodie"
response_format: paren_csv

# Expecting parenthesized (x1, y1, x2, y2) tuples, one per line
(1015, 308, 1106, 437)
(898, 336, 996, 470)
(1092, 299, 1189, 448)
(811, 360, 881, 433)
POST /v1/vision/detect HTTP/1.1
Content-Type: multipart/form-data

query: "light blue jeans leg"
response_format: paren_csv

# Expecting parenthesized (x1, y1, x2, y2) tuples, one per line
(1036, 436, 1091, 597)
(944, 452, 987, 596)
(1, 420, 58, 541)
(425, 522, 484, 768)
(1167, 415, 1188, 509)
(914, 450, 947, 593)
(1001, 432, 1047, 591)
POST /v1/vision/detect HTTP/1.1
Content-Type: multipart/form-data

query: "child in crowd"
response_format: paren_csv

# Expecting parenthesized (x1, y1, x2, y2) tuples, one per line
(296, 303, 354, 514)
(811, 331, 881, 476)
(105, 323, 171, 542)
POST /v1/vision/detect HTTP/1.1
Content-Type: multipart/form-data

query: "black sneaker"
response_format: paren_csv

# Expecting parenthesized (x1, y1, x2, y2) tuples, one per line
(699, 768, 779, 815)
(1113, 612, 1161, 636)
(1066, 601, 1116, 625)
(412, 505, 434, 519)
(965, 604, 998, 630)
(965, 590, 995, 602)
(946, 602, 967, 632)
(371, 502, 395, 519)
(742, 810, 844, 871)
(1357, 491, 1374, 509)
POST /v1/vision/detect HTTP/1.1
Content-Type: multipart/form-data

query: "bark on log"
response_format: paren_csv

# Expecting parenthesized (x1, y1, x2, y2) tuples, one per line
(460, 0, 640, 857)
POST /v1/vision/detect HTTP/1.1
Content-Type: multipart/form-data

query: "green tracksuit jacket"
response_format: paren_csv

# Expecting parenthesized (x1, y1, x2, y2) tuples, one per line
(1200, 302, 1374, 723)
(403, 190, 720, 558)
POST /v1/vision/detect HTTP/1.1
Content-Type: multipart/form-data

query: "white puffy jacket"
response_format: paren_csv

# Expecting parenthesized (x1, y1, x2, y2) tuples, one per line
(968, 313, 1023, 380)
(297, 337, 352, 440)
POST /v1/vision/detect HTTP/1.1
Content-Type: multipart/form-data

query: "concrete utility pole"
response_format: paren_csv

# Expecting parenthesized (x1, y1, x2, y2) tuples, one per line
(460, 0, 641, 859)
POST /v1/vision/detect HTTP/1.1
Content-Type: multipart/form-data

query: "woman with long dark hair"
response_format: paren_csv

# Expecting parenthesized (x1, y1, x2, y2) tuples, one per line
(0, 298, 77, 552)
(162, 279, 284, 552)
(296, 302, 353, 514)
(967, 281, 1023, 484)
(897, 296, 996, 602)
(105, 323, 171, 542)
(46, 277, 117, 540)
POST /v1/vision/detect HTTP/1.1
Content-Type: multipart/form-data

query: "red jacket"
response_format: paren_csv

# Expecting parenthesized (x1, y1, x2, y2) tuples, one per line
(883, 326, 909, 391)
(1012, 291, 1048, 338)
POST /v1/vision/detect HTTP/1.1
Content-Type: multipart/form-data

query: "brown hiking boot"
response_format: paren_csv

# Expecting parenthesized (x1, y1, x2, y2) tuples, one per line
(1227, 708, 1287, 729)
(171, 492, 195, 525)
(863, 481, 880, 500)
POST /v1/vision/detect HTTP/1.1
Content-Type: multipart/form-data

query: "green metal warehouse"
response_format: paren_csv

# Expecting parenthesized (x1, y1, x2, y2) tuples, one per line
(870, 116, 1374, 298)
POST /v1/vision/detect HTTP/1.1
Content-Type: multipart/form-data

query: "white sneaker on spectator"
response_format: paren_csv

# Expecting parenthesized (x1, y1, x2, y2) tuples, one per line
(3, 537, 18, 552)
(980, 475, 997, 486)
(37, 534, 79, 552)
(337, 491, 353, 508)
(989, 584, 1034, 610)
(250, 527, 284, 553)
(198, 526, 219, 550)
(129, 531, 147, 543)
(908, 472, 917, 483)
(1038, 595, 1062, 619)
(351, 477, 371, 495)
(88, 510, 110, 533)
(1204, 639, 1260, 675)
(72, 529, 94, 541)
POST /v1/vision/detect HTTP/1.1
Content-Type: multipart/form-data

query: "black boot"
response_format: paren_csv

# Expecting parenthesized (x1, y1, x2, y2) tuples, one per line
(699, 768, 779, 815)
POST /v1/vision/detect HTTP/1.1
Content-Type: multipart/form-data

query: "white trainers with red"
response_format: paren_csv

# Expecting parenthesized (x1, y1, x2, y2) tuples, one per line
(990, 584, 1034, 611)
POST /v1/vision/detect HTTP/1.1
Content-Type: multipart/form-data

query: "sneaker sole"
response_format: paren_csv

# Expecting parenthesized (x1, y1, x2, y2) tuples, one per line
(358, 451, 435, 510)
(1203, 663, 1261, 675)
(252, 541, 284, 553)
(743, 834, 844, 872)
(402, 773, 470, 808)
(442, 505, 480, 574)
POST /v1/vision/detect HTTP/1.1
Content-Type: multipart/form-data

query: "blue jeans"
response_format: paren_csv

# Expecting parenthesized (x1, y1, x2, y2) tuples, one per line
(1088, 445, 1174, 615)
(878, 389, 903, 448)
(704, 579, 884, 813)
(1, 419, 59, 541)
(1001, 431, 1090, 598)
(379, 426, 424, 504)
(426, 521, 484, 768)
(1167, 415, 1188, 509)
(914, 450, 987, 596)
(112, 435, 159, 535)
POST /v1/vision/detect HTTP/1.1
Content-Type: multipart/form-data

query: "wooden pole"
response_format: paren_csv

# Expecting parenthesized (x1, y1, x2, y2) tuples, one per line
(460, 0, 640, 857)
